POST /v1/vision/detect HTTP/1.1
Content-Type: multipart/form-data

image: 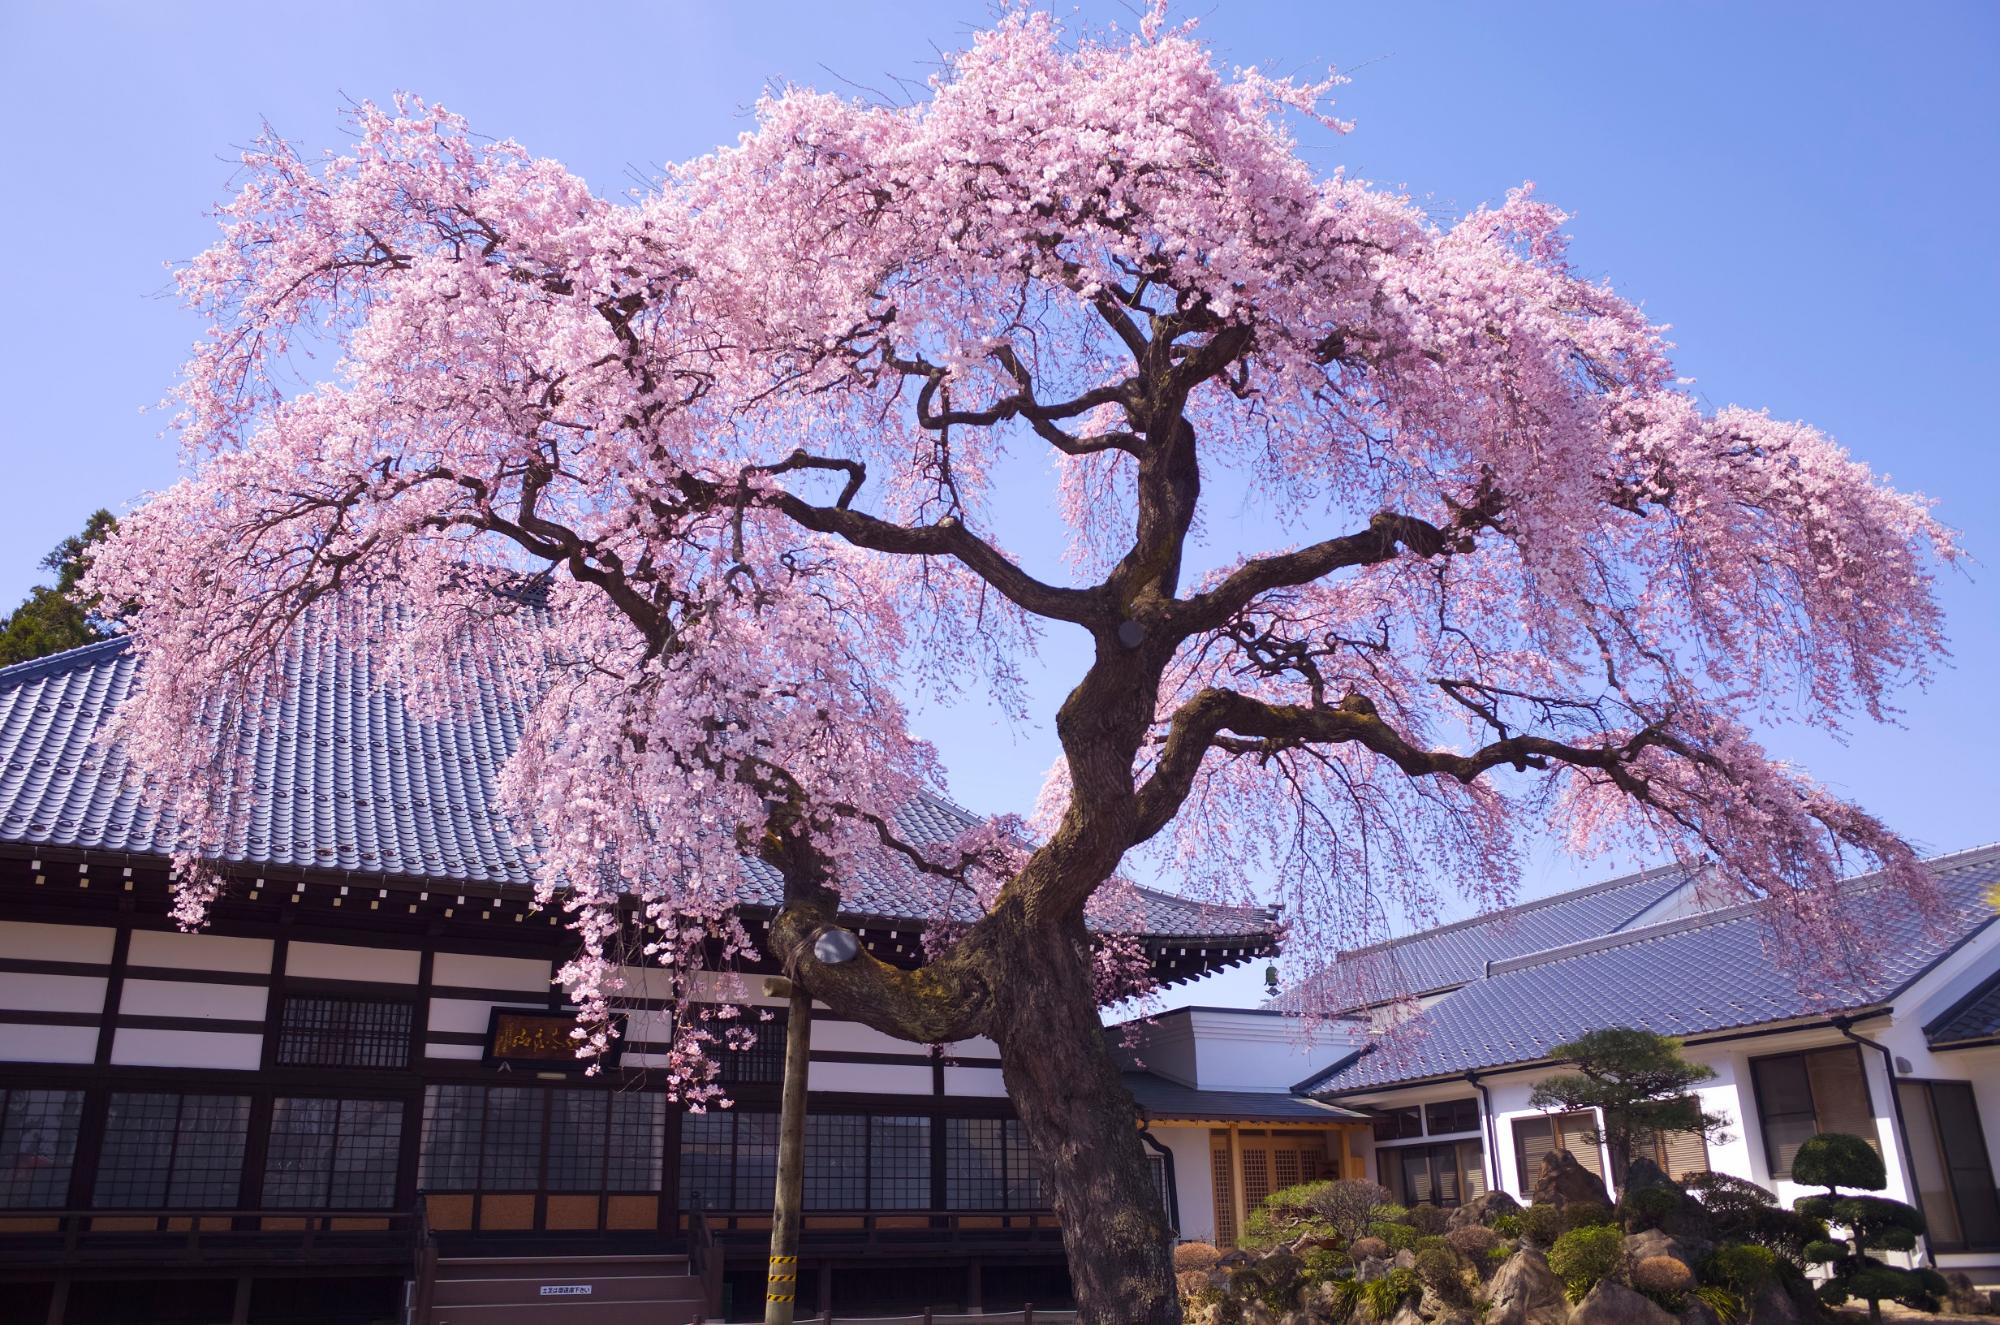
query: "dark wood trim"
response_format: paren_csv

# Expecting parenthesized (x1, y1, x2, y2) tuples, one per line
(0, 1009, 99, 1027)
(0, 956, 111, 978)
(113, 1014, 271, 1036)
(94, 923, 131, 1068)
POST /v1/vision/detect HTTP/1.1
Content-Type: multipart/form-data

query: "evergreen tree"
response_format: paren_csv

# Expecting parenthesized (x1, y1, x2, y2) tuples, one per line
(1795, 1132, 1947, 1323)
(0, 510, 120, 666)
(1529, 1028, 1729, 1181)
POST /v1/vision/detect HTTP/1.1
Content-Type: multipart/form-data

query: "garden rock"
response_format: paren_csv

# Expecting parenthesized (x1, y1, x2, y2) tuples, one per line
(1486, 1249, 1571, 1325)
(1743, 1284, 1801, 1325)
(1534, 1151, 1612, 1209)
(1358, 1255, 1394, 1282)
(1676, 1299, 1723, 1325)
(1449, 1190, 1524, 1230)
(1569, 1281, 1677, 1325)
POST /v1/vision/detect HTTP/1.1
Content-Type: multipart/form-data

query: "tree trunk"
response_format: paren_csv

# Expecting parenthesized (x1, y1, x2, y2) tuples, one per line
(988, 919, 1180, 1325)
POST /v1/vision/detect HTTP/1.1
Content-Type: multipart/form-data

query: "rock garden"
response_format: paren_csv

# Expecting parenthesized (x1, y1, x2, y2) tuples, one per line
(1173, 1139, 1991, 1325)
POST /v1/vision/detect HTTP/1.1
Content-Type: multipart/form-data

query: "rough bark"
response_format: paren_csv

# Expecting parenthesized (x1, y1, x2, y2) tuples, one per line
(986, 911, 1180, 1325)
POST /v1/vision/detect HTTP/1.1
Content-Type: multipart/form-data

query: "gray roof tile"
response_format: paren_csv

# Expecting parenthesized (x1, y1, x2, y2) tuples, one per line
(0, 636, 1270, 943)
(1925, 969, 2000, 1048)
(1271, 864, 1696, 1011)
(1121, 1072, 1364, 1123)
(1304, 845, 2000, 1094)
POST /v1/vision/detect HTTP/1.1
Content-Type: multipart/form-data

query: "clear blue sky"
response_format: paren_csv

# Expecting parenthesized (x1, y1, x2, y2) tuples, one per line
(3, 3, 1995, 1006)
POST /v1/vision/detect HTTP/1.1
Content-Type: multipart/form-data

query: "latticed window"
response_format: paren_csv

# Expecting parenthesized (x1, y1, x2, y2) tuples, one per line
(0, 1088, 84, 1209)
(716, 1010, 787, 1085)
(805, 1114, 868, 1209)
(870, 1115, 931, 1210)
(945, 1118, 1042, 1210)
(95, 1092, 250, 1208)
(277, 995, 414, 1069)
(420, 1085, 664, 1195)
(263, 1097, 404, 1209)
(680, 1111, 925, 1211)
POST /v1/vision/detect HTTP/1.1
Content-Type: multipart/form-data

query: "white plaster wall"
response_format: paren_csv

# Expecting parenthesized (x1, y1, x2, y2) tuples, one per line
(118, 977, 267, 1021)
(431, 950, 550, 991)
(285, 940, 420, 983)
(0, 919, 114, 964)
(943, 1065, 1010, 1098)
(0, 1022, 96, 1063)
(1150, 1126, 1217, 1242)
(127, 929, 271, 973)
(807, 1061, 931, 1095)
(0, 971, 106, 1013)
(110, 1027, 262, 1069)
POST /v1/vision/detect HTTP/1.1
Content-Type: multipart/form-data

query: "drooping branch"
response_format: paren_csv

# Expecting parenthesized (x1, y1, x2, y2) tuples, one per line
(1132, 685, 1684, 841)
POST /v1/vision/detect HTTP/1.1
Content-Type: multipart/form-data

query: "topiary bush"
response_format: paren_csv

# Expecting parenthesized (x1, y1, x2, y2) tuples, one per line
(1562, 1200, 1618, 1231)
(1300, 1246, 1350, 1286)
(1446, 1225, 1501, 1259)
(1175, 1241, 1222, 1272)
(1791, 1131, 1886, 1192)
(1619, 1183, 1683, 1233)
(1520, 1204, 1565, 1247)
(1631, 1254, 1696, 1305)
(1407, 1203, 1451, 1235)
(1350, 1235, 1390, 1261)
(1705, 1243, 1777, 1296)
(1177, 1269, 1214, 1299)
(1368, 1220, 1417, 1252)
(1547, 1224, 1627, 1303)
(1491, 1212, 1524, 1238)
(1313, 1179, 1396, 1243)
(1792, 1132, 1946, 1322)
(1683, 1171, 1827, 1264)
(1414, 1245, 1468, 1303)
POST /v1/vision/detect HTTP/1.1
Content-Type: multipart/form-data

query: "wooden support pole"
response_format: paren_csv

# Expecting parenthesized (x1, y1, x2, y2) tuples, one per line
(764, 976, 813, 1325)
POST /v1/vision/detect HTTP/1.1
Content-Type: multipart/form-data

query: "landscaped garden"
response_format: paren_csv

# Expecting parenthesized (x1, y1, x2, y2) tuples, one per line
(1174, 1136, 1993, 1325)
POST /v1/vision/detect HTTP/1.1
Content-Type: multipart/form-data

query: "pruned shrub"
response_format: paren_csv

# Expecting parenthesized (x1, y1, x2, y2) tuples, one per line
(1414, 1246, 1468, 1302)
(1350, 1236, 1390, 1261)
(1562, 1200, 1618, 1231)
(1371, 1201, 1412, 1224)
(1407, 1203, 1451, 1235)
(1491, 1212, 1524, 1238)
(1175, 1242, 1222, 1272)
(1300, 1246, 1350, 1286)
(1547, 1224, 1626, 1303)
(1310, 1179, 1395, 1242)
(1519, 1203, 1564, 1247)
(1632, 1255, 1695, 1297)
(1177, 1269, 1213, 1299)
(1791, 1131, 1885, 1192)
(1619, 1184, 1683, 1232)
(1705, 1242, 1777, 1295)
(1446, 1225, 1501, 1259)
(1368, 1221, 1417, 1252)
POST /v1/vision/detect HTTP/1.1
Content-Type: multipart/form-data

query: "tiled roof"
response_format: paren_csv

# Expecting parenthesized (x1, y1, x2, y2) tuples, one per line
(1269, 863, 1696, 1011)
(1925, 969, 2000, 1049)
(0, 635, 1272, 944)
(1302, 844, 2000, 1094)
(1120, 1072, 1363, 1123)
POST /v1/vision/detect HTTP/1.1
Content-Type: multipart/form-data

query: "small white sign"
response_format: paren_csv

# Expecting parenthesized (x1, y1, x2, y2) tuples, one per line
(539, 1285, 593, 1297)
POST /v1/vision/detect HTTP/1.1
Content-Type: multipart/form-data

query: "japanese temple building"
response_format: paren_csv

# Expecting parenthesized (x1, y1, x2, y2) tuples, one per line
(0, 636, 1366, 1324)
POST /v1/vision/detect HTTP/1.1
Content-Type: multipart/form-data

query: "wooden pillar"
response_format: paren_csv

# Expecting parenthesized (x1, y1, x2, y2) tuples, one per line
(764, 978, 813, 1325)
(968, 1260, 983, 1314)
(44, 1276, 68, 1325)
(1227, 1124, 1247, 1244)
(230, 1275, 253, 1325)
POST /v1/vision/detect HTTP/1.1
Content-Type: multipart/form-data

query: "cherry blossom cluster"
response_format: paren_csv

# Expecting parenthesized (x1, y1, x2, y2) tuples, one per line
(88, 5, 1956, 1075)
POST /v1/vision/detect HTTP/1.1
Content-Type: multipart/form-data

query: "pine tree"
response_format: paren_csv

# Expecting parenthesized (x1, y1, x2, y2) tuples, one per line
(0, 510, 120, 666)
